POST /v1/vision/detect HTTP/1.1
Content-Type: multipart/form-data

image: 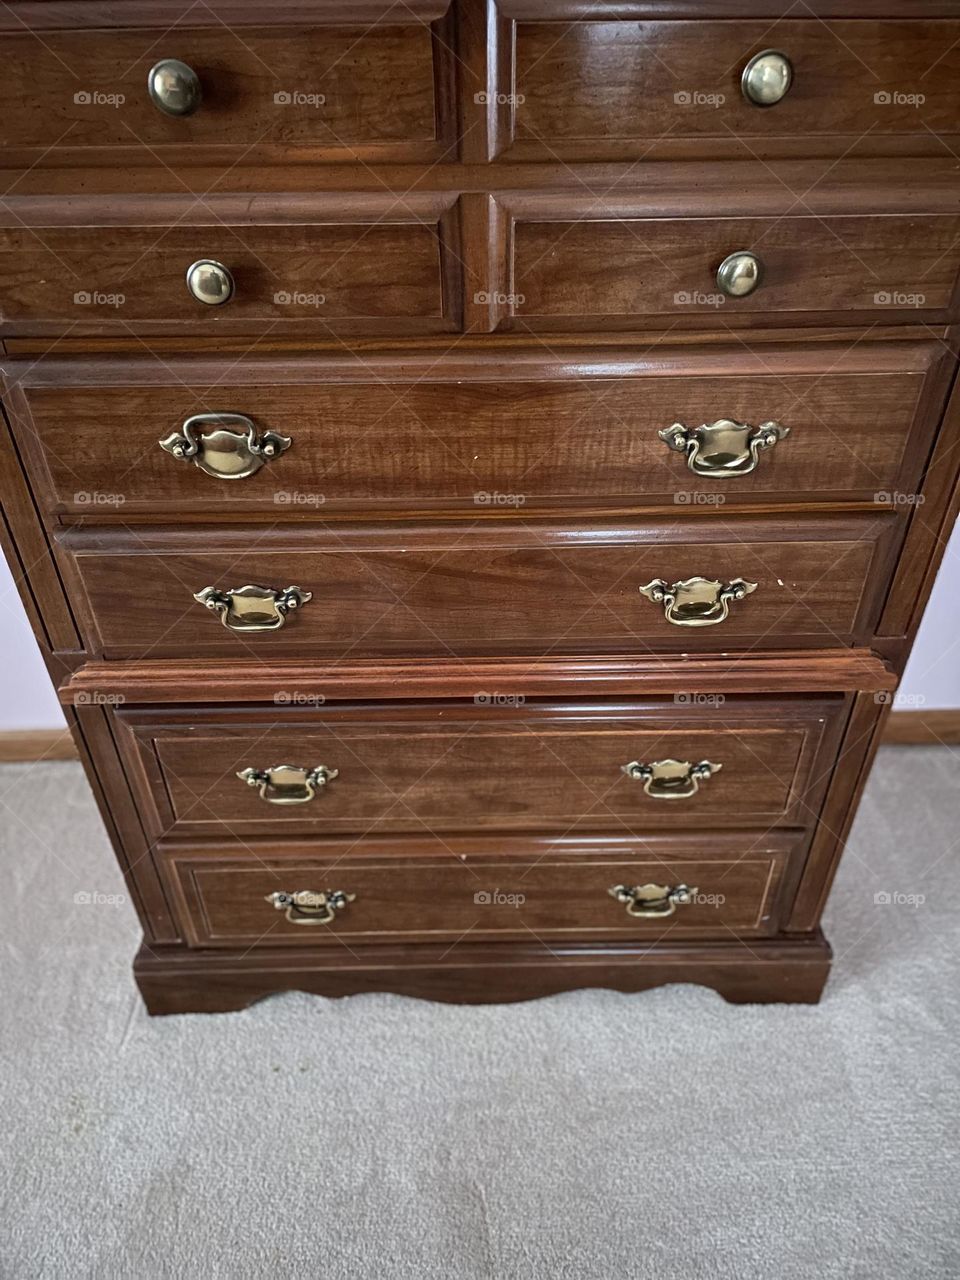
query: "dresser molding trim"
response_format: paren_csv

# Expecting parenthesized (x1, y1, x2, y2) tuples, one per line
(133, 933, 833, 1014)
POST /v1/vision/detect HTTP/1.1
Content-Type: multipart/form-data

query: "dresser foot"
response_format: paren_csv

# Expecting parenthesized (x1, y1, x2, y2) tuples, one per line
(133, 935, 832, 1015)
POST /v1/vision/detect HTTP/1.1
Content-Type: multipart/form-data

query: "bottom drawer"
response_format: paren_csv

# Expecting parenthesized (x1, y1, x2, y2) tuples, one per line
(161, 832, 802, 948)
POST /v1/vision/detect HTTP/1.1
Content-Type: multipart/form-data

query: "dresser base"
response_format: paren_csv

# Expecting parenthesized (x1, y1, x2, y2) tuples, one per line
(134, 935, 832, 1015)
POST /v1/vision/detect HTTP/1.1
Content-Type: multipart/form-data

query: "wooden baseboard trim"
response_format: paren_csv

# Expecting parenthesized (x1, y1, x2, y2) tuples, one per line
(0, 729, 77, 762)
(883, 710, 960, 745)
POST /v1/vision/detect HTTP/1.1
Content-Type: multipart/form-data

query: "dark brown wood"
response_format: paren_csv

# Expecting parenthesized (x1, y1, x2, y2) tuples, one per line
(158, 830, 803, 947)
(1, 0, 958, 1015)
(883, 709, 960, 744)
(55, 511, 902, 659)
(133, 933, 834, 1014)
(5, 339, 948, 516)
(59, 648, 897, 704)
(110, 695, 845, 839)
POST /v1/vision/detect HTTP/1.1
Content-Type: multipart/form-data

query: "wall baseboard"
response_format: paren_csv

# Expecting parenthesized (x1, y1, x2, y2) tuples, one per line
(882, 710, 960, 745)
(0, 710, 957, 763)
(0, 729, 78, 762)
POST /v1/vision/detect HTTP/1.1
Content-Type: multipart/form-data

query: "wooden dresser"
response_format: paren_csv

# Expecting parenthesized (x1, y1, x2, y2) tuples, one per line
(2, 0, 959, 1014)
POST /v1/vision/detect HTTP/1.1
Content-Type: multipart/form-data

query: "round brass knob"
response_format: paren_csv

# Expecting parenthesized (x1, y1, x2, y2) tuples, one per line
(716, 251, 762, 298)
(741, 50, 793, 106)
(185, 259, 235, 306)
(148, 58, 202, 117)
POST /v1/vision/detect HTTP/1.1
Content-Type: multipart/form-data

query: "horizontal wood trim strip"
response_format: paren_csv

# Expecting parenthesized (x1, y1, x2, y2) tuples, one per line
(0, 729, 76, 761)
(60, 649, 896, 705)
(882, 709, 960, 745)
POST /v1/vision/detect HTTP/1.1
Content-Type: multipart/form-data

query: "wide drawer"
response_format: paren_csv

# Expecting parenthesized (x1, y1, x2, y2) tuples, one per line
(4, 340, 948, 515)
(495, 197, 960, 331)
(502, 15, 960, 162)
(0, 5, 454, 167)
(158, 832, 804, 947)
(58, 513, 900, 659)
(0, 195, 459, 336)
(114, 696, 846, 838)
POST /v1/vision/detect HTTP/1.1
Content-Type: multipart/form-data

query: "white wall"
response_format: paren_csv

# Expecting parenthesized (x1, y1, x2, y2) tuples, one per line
(1, 524, 959, 729)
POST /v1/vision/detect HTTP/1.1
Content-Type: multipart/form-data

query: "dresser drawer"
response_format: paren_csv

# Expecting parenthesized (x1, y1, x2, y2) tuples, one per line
(0, 195, 459, 336)
(495, 198, 960, 332)
(58, 513, 899, 659)
(502, 15, 960, 162)
(0, 6, 454, 167)
(5, 340, 947, 515)
(114, 696, 845, 839)
(159, 832, 803, 947)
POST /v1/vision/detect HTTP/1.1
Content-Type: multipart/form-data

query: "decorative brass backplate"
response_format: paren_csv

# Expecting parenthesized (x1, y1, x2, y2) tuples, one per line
(237, 764, 339, 804)
(659, 418, 788, 477)
(193, 584, 312, 632)
(265, 889, 356, 925)
(608, 883, 698, 918)
(160, 413, 292, 480)
(639, 576, 757, 627)
(621, 758, 722, 799)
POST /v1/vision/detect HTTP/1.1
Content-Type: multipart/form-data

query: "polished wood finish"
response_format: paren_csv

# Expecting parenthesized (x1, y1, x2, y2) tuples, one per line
(0, 729, 76, 762)
(57, 512, 900, 659)
(5, 340, 947, 516)
(1, 0, 958, 1013)
(882, 710, 960, 745)
(113, 696, 845, 838)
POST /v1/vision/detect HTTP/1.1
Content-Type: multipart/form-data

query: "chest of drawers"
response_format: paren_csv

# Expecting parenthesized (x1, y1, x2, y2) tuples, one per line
(2, 0, 959, 1014)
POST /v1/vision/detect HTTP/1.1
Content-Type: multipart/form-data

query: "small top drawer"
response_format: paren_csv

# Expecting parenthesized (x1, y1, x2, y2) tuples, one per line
(498, 12, 960, 162)
(0, 194, 460, 337)
(0, 4, 455, 167)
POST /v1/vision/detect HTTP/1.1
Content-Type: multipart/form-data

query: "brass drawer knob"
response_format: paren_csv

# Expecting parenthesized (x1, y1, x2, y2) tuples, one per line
(148, 58, 202, 116)
(621, 758, 721, 799)
(716, 251, 762, 298)
(741, 50, 793, 106)
(238, 764, 339, 804)
(160, 413, 292, 480)
(266, 889, 355, 925)
(609, 883, 698, 919)
(193, 583, 312, 632)
(639, 576, 757, 627)
(186, 258, 235, 306)
(660, 418, 788, 477)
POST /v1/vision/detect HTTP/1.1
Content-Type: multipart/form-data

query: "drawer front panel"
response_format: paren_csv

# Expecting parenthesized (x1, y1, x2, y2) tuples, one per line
(0, 197, 458, 335)
(6, 342, 945, 514)
(505, 211, 960, 330)
(507, 18, 960, 161)
(0, 20, 451, 165)
(60, 514, 897, 659)
(160, 832, 802, 946)
(118, 698, 843, 838)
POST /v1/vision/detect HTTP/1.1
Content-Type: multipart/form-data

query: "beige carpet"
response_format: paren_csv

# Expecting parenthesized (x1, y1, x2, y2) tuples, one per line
(1, 747, 959, 1279)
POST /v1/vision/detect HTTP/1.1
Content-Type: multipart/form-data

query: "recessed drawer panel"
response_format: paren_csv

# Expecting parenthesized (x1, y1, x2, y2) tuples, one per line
(0, 9, 454, 166)
(58, 513, 899, 660)
(115, 696, 845, 839)
(4, 340, 947, 515)
(0, 195, 459, 336)
(160, 831, 803, 946)
(503, 16, 960, 162)
(496, 200, 960, 331)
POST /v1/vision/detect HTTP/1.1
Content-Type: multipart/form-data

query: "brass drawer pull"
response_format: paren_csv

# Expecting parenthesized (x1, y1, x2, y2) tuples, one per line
(148, 58, 202, 117)
(716, 250, 762, 298)
(660, 418, 788, 478)
(622, 758, 721, 799)
(266, 889, 355, 925)
(186, 258, 234, 306)
(160, 413, 292, 480)
(639, 576, 756, 627)
(238, 764, 339, 804)
(741, 50, 793, 107)
(609, 883, 698, 919)
(194, 584, 312, 632)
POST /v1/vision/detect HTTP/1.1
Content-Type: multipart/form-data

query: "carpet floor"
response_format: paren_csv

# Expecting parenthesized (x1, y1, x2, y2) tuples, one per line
(1, 747, 958, 1279)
